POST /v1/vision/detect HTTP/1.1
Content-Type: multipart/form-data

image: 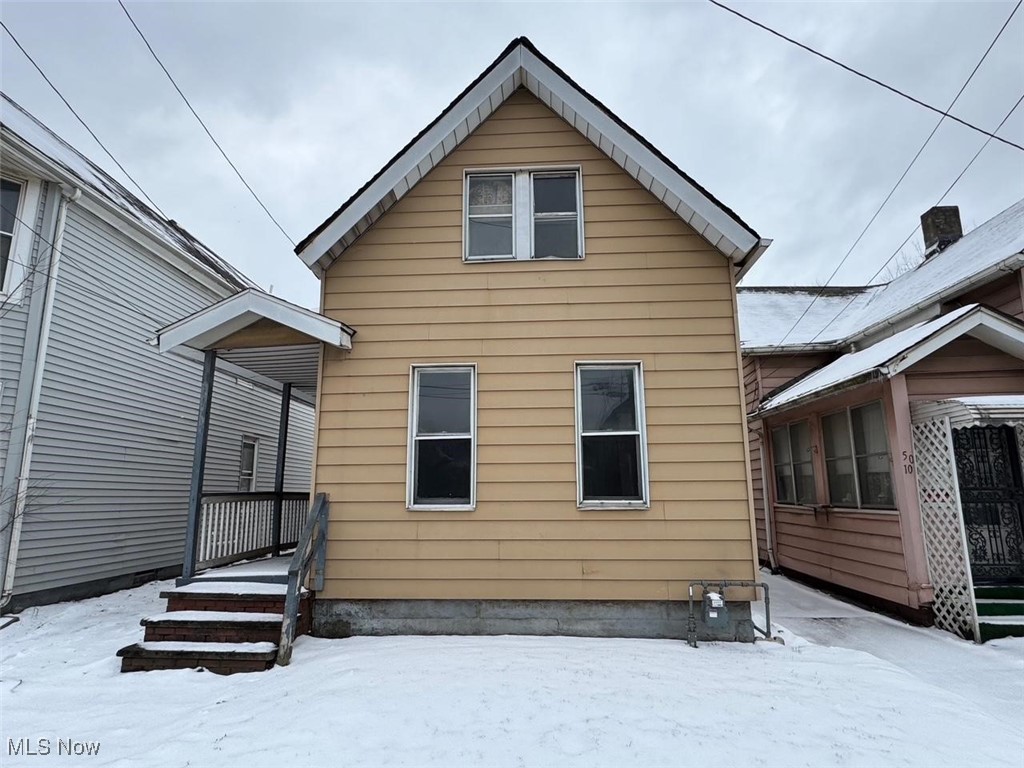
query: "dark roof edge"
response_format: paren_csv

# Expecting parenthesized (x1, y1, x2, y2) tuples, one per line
(295, 36, 760, 256)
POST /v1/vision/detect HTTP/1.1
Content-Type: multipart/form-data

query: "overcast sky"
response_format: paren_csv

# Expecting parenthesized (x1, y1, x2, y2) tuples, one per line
(2, 1, 1022, 308)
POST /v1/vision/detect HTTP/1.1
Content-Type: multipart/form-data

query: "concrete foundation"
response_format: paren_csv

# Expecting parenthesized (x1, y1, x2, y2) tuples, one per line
(313, 599, 754, 642)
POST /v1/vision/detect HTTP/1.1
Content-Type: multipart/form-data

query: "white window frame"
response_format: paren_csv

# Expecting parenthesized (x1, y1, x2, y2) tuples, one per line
(821, 401, 896, 511)
(0, 174, 43, 304)
(406, 363, 477, 511)
(463, 166, 584, 262)
(238, 436, 259, 493)
(574, 361, 650, 510)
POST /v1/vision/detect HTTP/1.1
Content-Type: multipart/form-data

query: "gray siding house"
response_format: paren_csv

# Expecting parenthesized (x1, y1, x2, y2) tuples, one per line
(0, 94, 314, 610)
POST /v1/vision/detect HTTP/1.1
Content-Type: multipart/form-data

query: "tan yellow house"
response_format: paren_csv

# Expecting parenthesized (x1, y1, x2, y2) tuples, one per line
(151, 38, 773, 655)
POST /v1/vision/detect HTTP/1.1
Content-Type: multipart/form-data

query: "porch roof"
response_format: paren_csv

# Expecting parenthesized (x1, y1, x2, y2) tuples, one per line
(152, 289, 354, 395)
(754, 304, 1024, 417)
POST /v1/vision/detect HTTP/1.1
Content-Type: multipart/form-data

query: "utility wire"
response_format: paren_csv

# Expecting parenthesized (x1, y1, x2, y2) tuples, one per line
(757, 0, 1021, 358)
(758, 90, 1024, 393)
(0, 20, 168, 217)
(707, 0, 1024, 153)
(117, 0, 297, 247)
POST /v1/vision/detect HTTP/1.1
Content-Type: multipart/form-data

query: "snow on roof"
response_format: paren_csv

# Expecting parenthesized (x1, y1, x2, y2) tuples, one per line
(739, 198, 1024, 351)
(737, 286, 883, 350)
(757, 304, 988, 414)
(296, 37, 767, 276)
(0, 93, 256, 291)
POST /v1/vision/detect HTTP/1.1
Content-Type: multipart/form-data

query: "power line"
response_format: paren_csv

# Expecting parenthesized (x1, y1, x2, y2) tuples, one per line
(0, 20, 167, 217)
(116, 0, 297, 247)
(706, 0, 1024, 153)
(756, 0, 1021, 356)
(758, 90, 1024, 390)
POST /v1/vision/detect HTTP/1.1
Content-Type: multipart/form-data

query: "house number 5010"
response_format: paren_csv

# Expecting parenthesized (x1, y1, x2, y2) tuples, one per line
(901, 450, 914, 475)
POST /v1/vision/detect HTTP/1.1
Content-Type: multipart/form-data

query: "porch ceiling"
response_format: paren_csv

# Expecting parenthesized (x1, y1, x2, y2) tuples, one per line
(152, 289, 354, 395)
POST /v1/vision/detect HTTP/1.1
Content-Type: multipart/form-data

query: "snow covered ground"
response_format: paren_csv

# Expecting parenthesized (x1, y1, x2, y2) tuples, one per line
(2, 577, 1022, 768)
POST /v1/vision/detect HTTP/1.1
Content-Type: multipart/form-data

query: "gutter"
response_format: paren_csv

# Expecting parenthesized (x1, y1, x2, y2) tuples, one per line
(735, 238, 773, 281)
(0, 184, 80, 610)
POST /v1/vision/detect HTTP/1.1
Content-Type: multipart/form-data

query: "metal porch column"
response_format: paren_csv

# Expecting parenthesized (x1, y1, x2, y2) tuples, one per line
(181, 349, 217, 582)
(272, 383, 292, 556)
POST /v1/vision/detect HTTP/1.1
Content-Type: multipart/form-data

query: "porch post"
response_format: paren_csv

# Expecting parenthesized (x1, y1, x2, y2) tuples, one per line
(272, 383, 292, 556)
(181, 349, 217, 582)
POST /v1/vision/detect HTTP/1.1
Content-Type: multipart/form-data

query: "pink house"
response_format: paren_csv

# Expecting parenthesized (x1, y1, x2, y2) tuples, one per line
(740, 200, 1024, 642)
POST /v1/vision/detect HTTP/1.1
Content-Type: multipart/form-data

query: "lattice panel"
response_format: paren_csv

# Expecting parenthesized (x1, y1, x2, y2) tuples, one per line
(912, 417, 979, 642)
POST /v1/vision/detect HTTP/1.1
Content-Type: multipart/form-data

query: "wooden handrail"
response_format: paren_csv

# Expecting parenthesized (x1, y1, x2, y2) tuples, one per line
(200, 491, 309, 503)
(277, 493, 328, 666)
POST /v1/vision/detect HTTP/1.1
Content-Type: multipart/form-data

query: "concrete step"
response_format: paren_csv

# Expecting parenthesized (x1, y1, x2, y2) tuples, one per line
(141, 611, 284, 644)
(116, 641, 278, 674)
(975, 600, 1024, 618)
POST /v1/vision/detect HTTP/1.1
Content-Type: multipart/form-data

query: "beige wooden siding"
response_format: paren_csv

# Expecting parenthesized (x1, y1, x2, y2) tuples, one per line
(905, 338, 1024, 400)
(945, 270, 1023, 320)
(316, 89, 755, 601)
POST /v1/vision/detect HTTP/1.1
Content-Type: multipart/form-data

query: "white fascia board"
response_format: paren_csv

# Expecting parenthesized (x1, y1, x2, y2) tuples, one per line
(297, 52, 524, 268)
(155, 289, 353, 353)
(886, 308, 1024, 376)
(518, 48, 758, 259)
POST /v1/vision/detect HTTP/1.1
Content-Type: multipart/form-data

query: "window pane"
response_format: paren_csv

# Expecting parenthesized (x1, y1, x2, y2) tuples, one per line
(857, 455, 894, 507)
(795, 462, 816, 504)
(1, 179, 20, 235)
(417, 370, 471, 435)
(580, 368, 636, 432)
(826, 457, 857, 506)
(415, 438, 471, 504)
(533, 218, 578, 259)
(533, 175, 577, 214)
(581, 434, 641, 500)
(468, 217, 513, 258)
(774, 463, 794, 503)
(771, 427, 791, 465)
(468, 175, 512, 216)
(851, 402, 888, 455)
(822, 413, 853, 459)
(1, 235, 10, 286)
(790, 422, 812, 460)
(240, 442, 256, 474)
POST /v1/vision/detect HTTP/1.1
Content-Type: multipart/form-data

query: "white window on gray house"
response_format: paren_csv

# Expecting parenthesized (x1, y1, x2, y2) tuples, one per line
(1, 178, 23, 291)
(771, 421, 816, 505)
(822, 402, 894, 509)
(575, 363, 649, 508)
(238, 436, 259, 492)
(464, 169, 582, 261)
(408, 365, 476, 509)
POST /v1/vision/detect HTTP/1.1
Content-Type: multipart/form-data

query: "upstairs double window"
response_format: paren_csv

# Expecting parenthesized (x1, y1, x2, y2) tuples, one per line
(464, 169, 582, 261)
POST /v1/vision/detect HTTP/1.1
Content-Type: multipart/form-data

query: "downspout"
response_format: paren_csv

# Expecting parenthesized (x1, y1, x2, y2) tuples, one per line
(0, 185, 80, 609)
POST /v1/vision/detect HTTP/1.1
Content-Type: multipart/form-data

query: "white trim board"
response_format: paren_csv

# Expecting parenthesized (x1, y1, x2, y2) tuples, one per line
(295, 37, 767, 277)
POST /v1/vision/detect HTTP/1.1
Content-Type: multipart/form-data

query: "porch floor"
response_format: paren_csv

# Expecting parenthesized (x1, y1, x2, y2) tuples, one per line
(192, 555, 292, 584)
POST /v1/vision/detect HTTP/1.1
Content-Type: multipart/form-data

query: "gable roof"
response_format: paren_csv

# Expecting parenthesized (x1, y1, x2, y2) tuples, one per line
(296, 37, 768, 277)
(754, 304, 1024, 416)
(1, 92, 256, 292)
(738, 197, 1024, 352)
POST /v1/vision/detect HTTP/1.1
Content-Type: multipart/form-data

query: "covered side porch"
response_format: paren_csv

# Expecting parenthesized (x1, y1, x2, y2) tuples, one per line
(115, 290, 353, 671)
(754, 304, 1024, 642)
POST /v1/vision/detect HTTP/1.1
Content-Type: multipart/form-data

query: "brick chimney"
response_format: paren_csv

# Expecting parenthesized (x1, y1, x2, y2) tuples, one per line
(920, 206, 962, 257)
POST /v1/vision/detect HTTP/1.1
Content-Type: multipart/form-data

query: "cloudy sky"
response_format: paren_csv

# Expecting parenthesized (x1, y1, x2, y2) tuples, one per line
(2, 1, 1022, 308)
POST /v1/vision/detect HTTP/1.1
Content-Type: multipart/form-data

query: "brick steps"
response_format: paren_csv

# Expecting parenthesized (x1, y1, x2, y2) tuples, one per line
(118, 581, 312, 674)
(117, 641, 277, 674)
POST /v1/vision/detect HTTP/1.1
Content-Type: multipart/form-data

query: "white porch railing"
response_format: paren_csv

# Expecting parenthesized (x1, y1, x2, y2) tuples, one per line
(195, 492, 310, 570)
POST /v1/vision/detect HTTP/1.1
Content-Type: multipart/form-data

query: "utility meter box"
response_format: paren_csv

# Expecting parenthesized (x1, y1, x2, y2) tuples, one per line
(702, 590, 729, 629)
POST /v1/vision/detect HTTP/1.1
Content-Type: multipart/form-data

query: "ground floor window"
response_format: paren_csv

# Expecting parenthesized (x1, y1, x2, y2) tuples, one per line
(408, 365, 476, 509)
(575, 362, 649, 508)
(822, 401, 894, 509)
(771, 421, 816, 504)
